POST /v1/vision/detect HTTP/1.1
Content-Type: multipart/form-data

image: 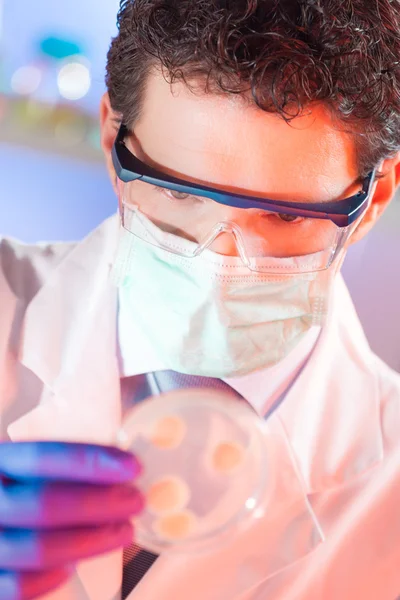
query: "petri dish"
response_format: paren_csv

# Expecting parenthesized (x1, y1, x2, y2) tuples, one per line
(118, 388, 269, 554)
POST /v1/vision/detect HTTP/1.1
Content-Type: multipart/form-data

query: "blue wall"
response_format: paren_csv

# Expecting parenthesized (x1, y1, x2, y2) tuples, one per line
(0, 143, 115, 242)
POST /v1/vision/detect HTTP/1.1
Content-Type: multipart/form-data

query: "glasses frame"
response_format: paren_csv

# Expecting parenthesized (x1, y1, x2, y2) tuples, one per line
(112, 124, 376, 228)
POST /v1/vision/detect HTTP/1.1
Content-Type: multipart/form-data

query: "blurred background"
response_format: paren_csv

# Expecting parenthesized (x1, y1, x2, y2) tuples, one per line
(0, 0, 399, 371)
(0, 0, 118, 240)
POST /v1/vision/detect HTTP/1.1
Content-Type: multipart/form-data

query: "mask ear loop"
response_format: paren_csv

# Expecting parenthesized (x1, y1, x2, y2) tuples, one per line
(110, 222, 136, 287)
(325, 226, 352, 270)
(112, 184, 143, 287)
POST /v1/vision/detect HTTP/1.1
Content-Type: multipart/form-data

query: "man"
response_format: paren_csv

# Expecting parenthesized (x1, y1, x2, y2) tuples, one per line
(1, 0, 400, 598)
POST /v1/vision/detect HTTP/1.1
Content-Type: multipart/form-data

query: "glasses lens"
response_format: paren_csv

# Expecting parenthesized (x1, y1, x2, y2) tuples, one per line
(117, 178, 349, 273)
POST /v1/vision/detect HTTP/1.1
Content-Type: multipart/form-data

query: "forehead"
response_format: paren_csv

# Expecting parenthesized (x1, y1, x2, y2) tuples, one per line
(134, 70, 358, 201)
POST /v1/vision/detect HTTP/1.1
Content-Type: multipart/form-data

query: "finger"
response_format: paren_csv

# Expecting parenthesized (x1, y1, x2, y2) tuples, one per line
(0, 481, 145, 528)
(0, 567, 71, 600)
(0, 442, 142, 484)
(0, 521, 134, 571)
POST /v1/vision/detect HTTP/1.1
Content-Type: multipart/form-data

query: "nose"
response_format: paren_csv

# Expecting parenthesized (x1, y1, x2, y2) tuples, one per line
(206, 207, 269, 257)
(207, 207, 249, 256)
(208, 231, 240, 257)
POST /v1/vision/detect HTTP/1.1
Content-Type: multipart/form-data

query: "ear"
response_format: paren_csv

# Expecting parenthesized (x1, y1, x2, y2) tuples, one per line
(349, 152, 400, 245)
(99, 93, 121, 196)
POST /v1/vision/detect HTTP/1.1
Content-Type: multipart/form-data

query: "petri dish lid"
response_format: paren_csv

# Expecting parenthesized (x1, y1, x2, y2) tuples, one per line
(118, 388, 269, 554)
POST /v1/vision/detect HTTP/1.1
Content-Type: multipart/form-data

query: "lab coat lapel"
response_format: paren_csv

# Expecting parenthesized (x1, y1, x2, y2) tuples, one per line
(7, 216, 124, 600)
(278, 275, 384, 494)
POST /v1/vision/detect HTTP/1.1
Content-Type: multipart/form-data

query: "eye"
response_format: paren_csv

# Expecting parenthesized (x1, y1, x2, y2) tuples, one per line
(165, 189, 191, 201)
(163, 188, 205, 206)
(277, 213, 303, 223)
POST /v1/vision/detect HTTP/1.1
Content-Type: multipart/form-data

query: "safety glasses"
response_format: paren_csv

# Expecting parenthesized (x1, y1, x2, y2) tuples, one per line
(112, 124, 376, 274)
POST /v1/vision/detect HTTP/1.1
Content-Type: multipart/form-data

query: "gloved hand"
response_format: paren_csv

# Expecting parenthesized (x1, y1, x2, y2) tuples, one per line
(0, 441, 144, 600)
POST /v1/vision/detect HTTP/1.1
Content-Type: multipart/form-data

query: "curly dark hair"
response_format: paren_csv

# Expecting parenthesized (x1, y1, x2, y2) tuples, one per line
(106, 0, 400, 177)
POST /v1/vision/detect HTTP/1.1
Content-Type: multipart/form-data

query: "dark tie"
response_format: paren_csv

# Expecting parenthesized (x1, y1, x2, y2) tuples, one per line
(121, 370, 243, 599)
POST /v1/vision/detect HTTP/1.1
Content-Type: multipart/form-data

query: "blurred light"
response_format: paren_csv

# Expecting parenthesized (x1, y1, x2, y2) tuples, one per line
(11, 66, 42, 96)
(40, 36, 83, 61)
(245, 497, 257, 510)
(253, 507, 265, 520)
(57, 62, 91, 101)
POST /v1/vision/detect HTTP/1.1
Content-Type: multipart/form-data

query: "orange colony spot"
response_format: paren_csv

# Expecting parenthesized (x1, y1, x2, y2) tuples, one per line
(212, 441, 246, 473)
(146, 476, 191, 516)
(150, 415, 187, 449)
(153, 510, 197, 540)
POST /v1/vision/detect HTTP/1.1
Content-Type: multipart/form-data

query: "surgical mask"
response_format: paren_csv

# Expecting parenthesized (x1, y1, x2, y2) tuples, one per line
(113, 217, 342, 378)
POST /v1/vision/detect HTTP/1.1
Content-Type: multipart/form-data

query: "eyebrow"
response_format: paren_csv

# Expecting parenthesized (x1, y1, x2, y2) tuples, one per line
(129, 148, 365, 204)
(121, 125, 367, 204)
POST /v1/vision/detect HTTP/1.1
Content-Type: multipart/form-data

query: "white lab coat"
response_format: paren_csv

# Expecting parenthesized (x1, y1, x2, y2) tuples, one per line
(1, 214, 400, 600)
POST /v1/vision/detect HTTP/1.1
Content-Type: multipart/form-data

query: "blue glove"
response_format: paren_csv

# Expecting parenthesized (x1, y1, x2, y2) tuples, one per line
(0, 441, 144, 600)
